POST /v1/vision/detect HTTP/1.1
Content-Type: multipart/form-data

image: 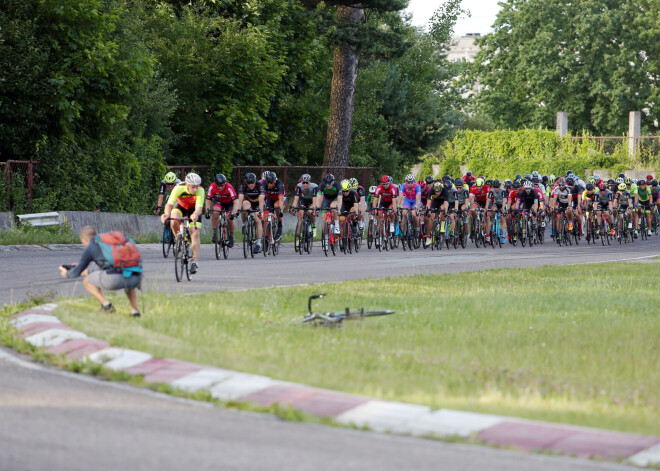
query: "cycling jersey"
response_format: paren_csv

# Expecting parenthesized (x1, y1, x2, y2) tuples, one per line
(637, 186, 652, 202)
(420, 185, 433, 206)
(317, 181, 341, 199)
(207, 182, 238, 205)
(294, 182, 318, 201)
(455, 187, 470, 206)
(507, 189, 521, 204)
(582, 190, 597, 202)
(374, 184, 399, 203)
(399, 182, 421, 200)
(469, 185, 491, 204)
(552, 187, 571, 205)
(628, 183, 638, 196)
(567, 185, 580, 201)
(535, 188, 544, 202)
(596, 189, 613, 205)
(341, 189, 359, 212)
(517, 188, 538, 209)
(159, 178, 181, 195)
(616, 191, 632, 207)
(651, 186, 660, 202)
(167, 183, 205, 210)
(239, 181, 265, 203)
(356, 185, 366, 199)
(488, 188, 507, 206)
(264, 180, 286, 201)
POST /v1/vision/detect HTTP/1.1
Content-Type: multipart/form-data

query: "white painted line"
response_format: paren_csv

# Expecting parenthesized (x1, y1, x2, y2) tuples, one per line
(572, 254, 660, 266)
(405, 409, 506, 437)
(170, 369, 235, 392)
(25, 329, 87, 347)
(628, 442, 660, 467)
(86, 348, 152, 371)
(335, 400, 431, 433)
(10, 314, 60, 328)
(209, 373, 276, 401)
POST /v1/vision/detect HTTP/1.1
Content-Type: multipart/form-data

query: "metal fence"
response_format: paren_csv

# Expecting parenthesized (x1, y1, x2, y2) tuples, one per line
(231, 166, 380, 203)
(1, 160, 39, 211)
(167, 165, 212, 186)
(565, 136, 660, 165)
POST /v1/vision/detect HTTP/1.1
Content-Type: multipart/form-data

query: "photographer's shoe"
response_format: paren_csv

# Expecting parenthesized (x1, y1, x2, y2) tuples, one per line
(100, 303, 115, 313)
(130, 311, 141, 318)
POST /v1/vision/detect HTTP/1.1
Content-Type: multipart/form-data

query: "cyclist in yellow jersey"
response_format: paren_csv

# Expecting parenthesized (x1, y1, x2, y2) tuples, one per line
(637, 179, 653, 236)
(161, 173, 205, 274)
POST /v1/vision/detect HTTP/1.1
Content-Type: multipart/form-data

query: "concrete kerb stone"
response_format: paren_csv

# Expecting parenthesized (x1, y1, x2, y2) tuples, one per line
(405, 409, 507, 438)
(170, 369, 237, 392)
(24, 329, 87, 348)
(335, 400, 431, 433)
(86, 348, 153, 371)
(10, 314, 60, 328)
(209, 373, 279, 401)
(628, 442, 660, 467)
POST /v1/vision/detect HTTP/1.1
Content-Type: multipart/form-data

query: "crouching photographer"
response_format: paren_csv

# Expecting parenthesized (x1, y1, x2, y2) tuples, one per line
(59, 226, 143, 317)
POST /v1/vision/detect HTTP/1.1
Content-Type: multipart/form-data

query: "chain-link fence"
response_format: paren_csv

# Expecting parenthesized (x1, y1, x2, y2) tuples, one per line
(231, 166, 380, 208)
(0, 160, 39, 211)
(565, 136, 660, 166)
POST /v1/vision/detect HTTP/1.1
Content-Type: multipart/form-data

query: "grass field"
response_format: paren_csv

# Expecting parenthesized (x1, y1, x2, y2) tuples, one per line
(47, 263, 659, 435)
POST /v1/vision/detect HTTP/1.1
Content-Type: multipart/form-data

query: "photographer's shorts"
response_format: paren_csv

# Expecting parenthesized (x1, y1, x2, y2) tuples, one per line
(87, 270, 141, 292)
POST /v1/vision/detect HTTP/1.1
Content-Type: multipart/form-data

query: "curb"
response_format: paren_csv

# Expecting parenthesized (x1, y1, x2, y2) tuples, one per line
(9, 303, 660, 467)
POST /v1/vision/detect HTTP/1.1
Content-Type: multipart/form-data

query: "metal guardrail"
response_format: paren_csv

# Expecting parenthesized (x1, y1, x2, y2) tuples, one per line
(17, 212, 61, 227)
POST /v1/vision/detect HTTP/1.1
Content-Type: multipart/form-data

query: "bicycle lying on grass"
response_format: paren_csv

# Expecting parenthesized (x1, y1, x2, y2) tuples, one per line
(298, 294, 395, 327)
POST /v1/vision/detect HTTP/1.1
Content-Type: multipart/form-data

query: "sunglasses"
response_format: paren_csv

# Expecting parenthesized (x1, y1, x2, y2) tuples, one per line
(302, 182, 310, 185)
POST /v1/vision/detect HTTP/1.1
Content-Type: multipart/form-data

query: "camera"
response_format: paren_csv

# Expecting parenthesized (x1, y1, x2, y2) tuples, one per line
(62, 264, 74, 270)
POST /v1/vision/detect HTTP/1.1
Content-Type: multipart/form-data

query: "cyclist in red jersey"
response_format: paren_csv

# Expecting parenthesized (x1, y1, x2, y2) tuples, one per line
(374, 175, 399, 233)
(469, 177, 491, 240)
(505, 180, 522, 241)
(206, 174, 239, 247)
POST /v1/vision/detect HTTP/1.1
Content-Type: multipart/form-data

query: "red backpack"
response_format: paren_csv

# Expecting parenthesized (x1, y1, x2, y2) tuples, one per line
(93, 231, 142, 277)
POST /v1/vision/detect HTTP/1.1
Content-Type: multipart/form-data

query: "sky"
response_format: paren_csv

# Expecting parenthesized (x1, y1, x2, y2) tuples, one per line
(405, 0, 502, 36)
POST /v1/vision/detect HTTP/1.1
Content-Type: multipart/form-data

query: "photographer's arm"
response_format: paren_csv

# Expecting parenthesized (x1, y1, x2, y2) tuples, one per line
(61, 244, 96, 279)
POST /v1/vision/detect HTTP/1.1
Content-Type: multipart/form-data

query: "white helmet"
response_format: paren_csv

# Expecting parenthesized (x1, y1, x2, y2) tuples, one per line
(523, 180, 533, 189)
(369, 185, 377, 194)
(185, 173, 201, 186)
(261, 171, 268, 180)
(405, 174, 415, 183)
(615, 177, 624, 184)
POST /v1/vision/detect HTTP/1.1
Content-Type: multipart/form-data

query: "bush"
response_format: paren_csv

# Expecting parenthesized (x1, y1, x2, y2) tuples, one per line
(438, 130, 634, 179)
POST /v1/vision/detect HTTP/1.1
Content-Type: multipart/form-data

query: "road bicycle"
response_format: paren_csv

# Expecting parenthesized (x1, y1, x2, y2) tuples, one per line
(489, 209, 504, 248)
(167, 217, 193, 282)
(262, 210, 281, 257)
(399, 207, 420, 251)
(298, 294, 395, 327)
(339, 210, 356, 255)
(237, 209, 260, 258)
(366, 210, 376, 249)
(471, 207, 486, 248)
(453, 210, 468, 249)
(291, 206, 315, 255)
(161, 219, 175, 258)
(210, 208, 232, 260)
(375, 208, 396, 252)
(320, 207, 339, 256)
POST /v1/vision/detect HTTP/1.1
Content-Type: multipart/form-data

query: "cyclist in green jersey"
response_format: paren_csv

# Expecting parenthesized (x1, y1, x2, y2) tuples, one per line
(637, 179, 653, 236)
(614, 182, 634, 236)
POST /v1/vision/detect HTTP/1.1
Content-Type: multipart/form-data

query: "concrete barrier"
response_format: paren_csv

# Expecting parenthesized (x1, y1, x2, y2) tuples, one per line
(0, 212, 15, 229)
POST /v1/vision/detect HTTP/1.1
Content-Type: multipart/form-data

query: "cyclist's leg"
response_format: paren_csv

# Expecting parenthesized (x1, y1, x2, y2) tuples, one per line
(170, 205, 184, 234)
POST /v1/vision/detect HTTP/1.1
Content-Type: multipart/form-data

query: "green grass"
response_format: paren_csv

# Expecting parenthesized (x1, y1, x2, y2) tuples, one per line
(44, 263, 659, 435)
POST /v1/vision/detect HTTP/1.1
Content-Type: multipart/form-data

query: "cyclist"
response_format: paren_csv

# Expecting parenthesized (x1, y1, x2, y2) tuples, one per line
(565, 177, 582, 235)
(651, 180, 660, 223)
(315, 173, 343, 235)
(637, 179, 653, 236)
(373, 175, 399, 238)
(366, 186, 376, 213)
(550, 178, 572, 242)
(469, 177, 491, 241)
(206, 174, 239, 247)
(594, 182, 614, 235)
(454, 177, 470, 239)
(426, 181, 451, 246)
(399, 174, 422, 238)
(463, 170, 476, 188)
(161, 173, 204, 274)
(237, 172, 265, 254)
(486, 180, 507, 243)
(263, 171, 286, 239)
(614, 182, 633, 239)
(339, 180, 359, 242)
(517, 180, 539, 219)
(505, 180, 522, 242)
(581, 183, 598, 241)
(156, 171, 181, 215)
(348, 178, 366, 232)
(291, 174, 318, 243)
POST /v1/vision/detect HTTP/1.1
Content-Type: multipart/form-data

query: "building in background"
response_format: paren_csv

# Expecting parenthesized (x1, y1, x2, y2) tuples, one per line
(447, 33, 483, 96)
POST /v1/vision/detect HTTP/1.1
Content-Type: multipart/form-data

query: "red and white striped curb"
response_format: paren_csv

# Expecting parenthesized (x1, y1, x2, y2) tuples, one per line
(8, 304, 660, 466)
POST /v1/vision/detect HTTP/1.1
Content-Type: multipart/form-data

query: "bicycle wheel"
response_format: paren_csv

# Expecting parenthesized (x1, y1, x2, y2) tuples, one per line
(294, 219, 303, 254)
(361, 310, 396, 317)
(214, 226, 221, 260)
(460, 222, 467, 249)
(367, 219, 374, 249)
(184, 241, 192, 281)
(322, 221, 329, 256)
(162, 225, 172, 258)
(220, 224, 228, 259)
(400, 218, 408, 251)
(174, 236, 184, 282)
(271, 221, 279, 256)
(330, 225, 337, 256)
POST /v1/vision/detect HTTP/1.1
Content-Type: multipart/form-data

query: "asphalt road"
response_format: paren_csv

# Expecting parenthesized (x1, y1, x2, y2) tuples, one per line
(0, 348, 639, 471)
(2, 236, 660, 306)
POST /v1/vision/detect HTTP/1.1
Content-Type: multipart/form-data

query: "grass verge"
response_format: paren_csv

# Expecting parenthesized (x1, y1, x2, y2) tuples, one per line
(36, 263, 660, 436)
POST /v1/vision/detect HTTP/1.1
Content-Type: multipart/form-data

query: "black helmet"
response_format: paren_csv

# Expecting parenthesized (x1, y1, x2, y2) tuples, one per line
(607, 178, 615, 184)
(265, 172, 276, 183)
(541, 175, 548, 183)
(245, 172, 257, 184)
(215, 174, 227, 186)
(425, 176, 434, 185)
(466, 171, 472, 177)
(618, 173, 625, 179)
(323, 173, 334, 184)
(485, 179, 493, 187)
(531, 176, 539, 184)
(504, 179, 512, 189)
(512, 181, 522, 189)
(566, 177, 575, 185)
(652, 179, 659, 186)
(454, 177, 464, 187)
(586, 183, 594, 191)
(566, 170, 573, 176)
(515, 174, 522, 181)
(443, 180, 452, 189)
(492, 179, 501, 188)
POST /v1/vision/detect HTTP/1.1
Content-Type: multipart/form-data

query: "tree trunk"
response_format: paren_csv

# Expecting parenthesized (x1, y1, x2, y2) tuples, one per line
(323, 6, 365, 171)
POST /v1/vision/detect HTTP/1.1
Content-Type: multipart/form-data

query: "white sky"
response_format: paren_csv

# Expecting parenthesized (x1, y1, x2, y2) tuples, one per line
(405, 0, 502, 36)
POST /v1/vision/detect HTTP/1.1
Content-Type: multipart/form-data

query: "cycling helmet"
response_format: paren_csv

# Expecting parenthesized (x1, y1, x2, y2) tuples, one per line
(369, 185, 377, 194)
(504, 179, 512, 189)
(532, 170, 540, 177)
(566, 177, 575, 185)
(380, 175, 389, 184)
(476, 177, 485, 187)
(444, 180, 452, 189)
(485, 179, 493, 187)
(586, 183, 595, 191)
(405, 174, 415, 183)
(549, 174, 556, 180)
(164, 171, 177, 184)
(593, 173, 601, 181)
(618, 173, 625, 179)
(624, 177, 632, 184)
(548, 176, 556, 185)
(418, 180, 426, 188)
(607, 178, 615, 184)
(261, 171, 268, 180)
(455, 178, 464, 187)
(515, 174, 522, 181)
(245, 172, 257, 184)
(531, 176, 539, 184)
(558, 178, 566, 187)
(541, 175, 548, 183)
(598, 182, 607, 191)
(324, 173, 335, 184)
(185, 173, 201, 186)
(215, 174, 227, 186)
(523, 180, 533, 189)
(639, 179, 647, 186)
(466, 171, 472, 177)
(433, 182, 443, 192)
(265, 171, 276, 183)
(566, 170, 573, 176)
(652, 179, 658, 186)
(614, 177, 623, 184)
(587, 176, 595, 184)
(646, 174, 654, 181)
(524, 173, 532, 180)
(425, 176, 434, 185)
(569, 173, 576, 180)
(492, 180, 501, 188)
(341, 180, 351, 191)
(443, 175, 451, 182)
(300, 173, 311, 183)
(617, 183, 626, 191)
(349, 177, 358, 189)
(512, 181, 522, 189)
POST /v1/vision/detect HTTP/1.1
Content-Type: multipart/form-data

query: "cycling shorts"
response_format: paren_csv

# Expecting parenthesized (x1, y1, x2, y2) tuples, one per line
(264, 197, 282, 212)
(473, 199, 487, 209)
(402, 197, 419, 209)
(639, 200, 652, 212)
(298, 198, 314, 210)
(213, 201, 234, 212)
(596, 203, 610, 212)
(556, 202, 569, 213)
(430, 198, 445, 211)
(171, 203, 202, 229)
(488, 202, 503, 212)
(320, 197, 338, 211)
(378, 200, 393, 210)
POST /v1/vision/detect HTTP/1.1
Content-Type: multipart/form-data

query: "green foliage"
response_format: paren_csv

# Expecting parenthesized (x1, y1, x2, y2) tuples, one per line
(439, 130, 633, 179)
(472, 0, 660, 135)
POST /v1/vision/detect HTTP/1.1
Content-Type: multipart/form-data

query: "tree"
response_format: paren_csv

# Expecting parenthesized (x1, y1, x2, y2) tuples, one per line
(472, 0, 660, 135)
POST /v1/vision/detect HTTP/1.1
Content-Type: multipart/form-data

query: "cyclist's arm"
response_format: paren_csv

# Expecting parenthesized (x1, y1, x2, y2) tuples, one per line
(258, 194, 265, 213)
(291, 195, 299, 209)
(157, 194, 164, 208)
